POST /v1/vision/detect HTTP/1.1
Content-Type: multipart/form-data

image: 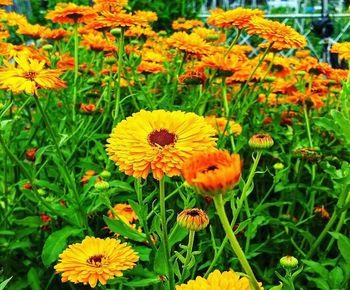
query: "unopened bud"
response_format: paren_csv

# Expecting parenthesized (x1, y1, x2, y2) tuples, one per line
(280, 255, 298, 269)
(249, 134, 274, 149)
(100, 170, 111, 180)
(110, 28, 122, 36)
(94, 181, 110, 191)
(177, 208, 209, 232)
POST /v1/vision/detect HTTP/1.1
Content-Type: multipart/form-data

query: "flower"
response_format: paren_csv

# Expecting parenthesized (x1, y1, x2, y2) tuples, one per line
(249, 134, 274, 149)
(182, 150, 241, 196)
(280, 256, 298, 269)
(330, 42, 350, 60)
(177, 208, 209, 231)
(204, 115, 242, 136)
(314, 205, 330, 220)
(176, 269, 264, 290)
(81, 33, 117, 52)
(106, 110, 216, 180)
(207, 8, 264, 29)
(172, 18, 204, 31)
(46, 3, 97, 24)
(0, 0, 13, 6)
(108, 203, 138, 224)
(167, 31, 211, 56)
(16, 23, 47, 39)
(247, 17, 306, 50)
(0, 54, 66, 95)
(55, 236, 139, 288)
(41, 28, 70, 40)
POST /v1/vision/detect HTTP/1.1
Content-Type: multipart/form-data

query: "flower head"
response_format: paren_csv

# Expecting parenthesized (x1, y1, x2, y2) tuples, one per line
(176, 269, 264, 290)
(108, 203, 138, 224)
(182, 150, 241, 196)
(106, 110, 216, 180)
(247, 17, 306, 50)
(55, 236, 139, 288)
(204, 115, 242, 136)
(46, 3, 97, 24)
(249, 134, 274, 149)
(0, 54, 66, 95)
(167, 31, 211, 56)
(177, 208, 209, 231)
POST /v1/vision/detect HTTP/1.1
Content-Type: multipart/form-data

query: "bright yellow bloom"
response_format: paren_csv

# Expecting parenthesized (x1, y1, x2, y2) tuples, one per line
(176, 269, 264, 290)
(55, 237, 139, 288)
(0, 54, 66, 95)
(106, 110, 217, 180)
(330, 42, 350, 60)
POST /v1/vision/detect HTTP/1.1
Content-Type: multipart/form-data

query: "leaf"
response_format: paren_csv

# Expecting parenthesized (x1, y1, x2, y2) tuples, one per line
(133, 246, 152, 261)
(329, 267, 344, 288)
(108, 180, 134, 192)
(302, 260, 329, 277)
(27, 268, 40, 290)
(269, 282, 283, 290)
(41, 227, 82, 267)
(122, 277, 161, 287)
(153, 243, 167, 275)
(169, 225, 188, 247)
(174, 251, 186, 264)
(0, 277, 12, 290)
(103, 216, 147, 242)
(13, 216, 44, 228)
(337, 233, 350, 264)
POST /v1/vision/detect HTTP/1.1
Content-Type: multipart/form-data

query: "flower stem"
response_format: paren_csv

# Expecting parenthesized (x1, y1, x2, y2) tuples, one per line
(159, 178, 175, 289)
(113, 30, 124, 125)
(213, 194, 260, 290)
(72, 21, 79, 122)
(180, 230, 195, 283)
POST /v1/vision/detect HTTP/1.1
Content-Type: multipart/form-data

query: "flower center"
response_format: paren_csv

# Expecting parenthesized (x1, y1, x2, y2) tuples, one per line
(23, 71, 37, 81)
(201, 165, 218, 174)
(148, 129, 177, 147)
(187, 209, 200, 217)
(67, 13, 84, 21)
(87, 254, 105, 266)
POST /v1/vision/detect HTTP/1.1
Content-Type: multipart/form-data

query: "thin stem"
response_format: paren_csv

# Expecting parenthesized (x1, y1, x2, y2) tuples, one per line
(180, 230, 195, 282)
(213, 194, 260, 290)
(303, 104, 313, 148)
(72, 21, 79, 121)
(224, 29, 242, 57)
(159, 178, 175, 290)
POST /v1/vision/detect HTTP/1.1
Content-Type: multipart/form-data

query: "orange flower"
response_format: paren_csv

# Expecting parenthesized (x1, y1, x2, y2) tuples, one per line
(247, 16, 306, 50)
(330, 42, 350, 60)
(0, 0, 13, 6)
(204, 115, 242, 136)
(314, 205, 330, 220)
(99, 11, 142, 28)
(172, 18, 204, 31)
(192, 27, 226, 43)
(134, 10, 158, 25)
(207, 7, 264, 29)
(81, 170, 101, 186)
(25, 148, 37, 161)
(200, 53, 240, 75)
(167, 31, 211, 56)
(81, 33, 117, 52)
(80, 103, 99, 114)
(16, 23, 47, 39)
(125, 25, 157, 38)
(2, 11, 27, 26)
(41, 28, 70, 40)
(137, 61, 165, 74)
(93, 0, 128, 13)
(46, 3, 97, 24)
(179, 66, 207, 85)
(182, 150, 241, 196)
(107, 203, 138, 224)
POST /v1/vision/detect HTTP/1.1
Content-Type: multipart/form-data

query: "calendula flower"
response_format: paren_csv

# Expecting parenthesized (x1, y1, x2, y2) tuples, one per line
(125, 25, 157, 38)
(108, 203, 138, 224)
(249, 134, 274, 149)
(106, 110, 216, 180)
(177, 208, 209, 231)
(204, 115, 242, 136)
(99, 11, 143, 28)
(0, 54, 66, 95)
(182, 150, 241, 196)
(55, 237, 139, 288)
(41, 28, 70, 40)
(207, 8, 264, 29)
(200, 53, 240, 76)
(93, 0, 128, 13)
(0, 0, 13, 6)
(2, 11, 27, 26)
(167, 31, 211, 56)
(172, 18, 204, 31)
(330, 42, 350, 60)
(46, 3, 97, 24)
(247, 17, 306, 50)
(16, 23, 48, 39)
(176, 269, 264, 290)
(81, 33, 117, 52)
(137, 61, 165, 74)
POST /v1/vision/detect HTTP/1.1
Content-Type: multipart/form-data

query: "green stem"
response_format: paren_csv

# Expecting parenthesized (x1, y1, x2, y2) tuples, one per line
(213, 194, 260, 290)
(33, 95, 88, 230)
(224, 29, 242, 57)
(72, 21, 79, 121)
(113, 30, 125, 125)
(159, 178, 175, 290)
(180, 230, 195, 282)
(303, 104, 313, 148)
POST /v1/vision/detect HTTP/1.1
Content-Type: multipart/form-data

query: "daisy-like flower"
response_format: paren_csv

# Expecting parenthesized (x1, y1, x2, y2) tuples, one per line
(200, 52, 240, 76)
(107, 203, 138, 224)
(81, 33, 117, 52)
(182, 150, 241, 196)
(93, 0, 128, 13)
(167, 31, 211, 56)
(176, 269, 264, 290)
(16, 23, 48, 39)
(125, 25, 157, 38)
(106, 110, 217, 180)
(204, 115, 242, 136)
(55, 236, 139, 288)
(41, 28, 70, 41)
(172, 18, 204, 31)
(246, 16, 306, 50)
(0, 0, 13, 6)
(207, 8, 264, 29)
(0, 54, 66, 95)
(46, 3, 97, 25)
(330, 42, 350, 60)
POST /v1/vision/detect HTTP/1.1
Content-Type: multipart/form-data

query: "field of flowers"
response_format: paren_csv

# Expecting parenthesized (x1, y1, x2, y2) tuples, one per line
(1, 0, 350, 289)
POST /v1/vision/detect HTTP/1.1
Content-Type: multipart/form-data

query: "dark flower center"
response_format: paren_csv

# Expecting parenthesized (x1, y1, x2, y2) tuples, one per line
(201, 165, 218, 174)
(255, 134, 266, 139)
(187, 209, 200, 217)
(148, 129, 177, 147)
(67, 13, 84, 21)
(23, 71, 37, 81)
(87, 254, 104, 265)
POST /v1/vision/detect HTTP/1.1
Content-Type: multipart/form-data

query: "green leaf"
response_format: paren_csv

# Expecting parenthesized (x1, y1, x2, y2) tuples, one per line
(41, 227, 82, 267)
(103, 216, 147, 242)
(154, 243, 167, 275)
(329, 267, 344, 288)
(27, 268, 40, 290)
(302, 260, 329, 277)
(174, 251, 186, 264)
(122, 277, 161, 287)
(133, 246, 152, 261)
(13, 216, 44, 228)
(337, 233, 350, 264)
(269, 282, 283, 290)
(0, 277, 12, 290)
(169, 225, 188, 247)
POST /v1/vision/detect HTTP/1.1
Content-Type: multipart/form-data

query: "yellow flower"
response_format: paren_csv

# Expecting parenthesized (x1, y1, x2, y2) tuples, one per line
(106, 110, 217, 180)
(55, 236, 139, 288)
(0, 54, 66, 95)
(176, 269, 264, 290)
(108, 203, 138, 224)
(204, 115, 242, 136)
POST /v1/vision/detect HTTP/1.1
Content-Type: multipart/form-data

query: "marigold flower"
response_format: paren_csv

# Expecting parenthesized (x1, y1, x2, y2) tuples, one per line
(176, 269, 264, 290)
(2, 11, 27, 26)
(93, 0, 128, 13)
(200, 53, 240, 76)
(41, 28, 70, 40)
(99, 11, 142, 28)
(46, 3, 97, 24)
(249, 134, 274, 149)
(207, 7, 264, 29)
(0, 54, 66, 95)
(167, 31, 211, 56)
(106, 110, 217, 180)
(204, 115, 242, 136)
(125, 25, 157, 38)
(172, 18, 204, 31)
(0, 0, 13, 6)
(81, 33, 117, 52)
(182, 150, 241, 196)
(16, 23, 48, 39)
(177, 208, 209, 231)
(108, 203, 138, 224)
(55, 236, 139, 288)
(137, 61, 165, 74)
(330, 42, 350, 60)
(247, 17, 306, 50)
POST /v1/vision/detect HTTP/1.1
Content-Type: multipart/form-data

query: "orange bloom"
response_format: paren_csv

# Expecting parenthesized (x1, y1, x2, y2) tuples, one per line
(204, 115, 242, 136)
(200, 53, 240, 75)
(0, 0, 13, 6)
(41, 28, 70, 40)
(107, 203, 138, 224)
(137, 61, 165, 74)
(80, 103, 101, 114)
(182, 150, 241, 196)
(207, 7, 264, 29)
(46, 3, 97, 25)
(330, 42, 350, 60)
(99, 11, 142, 28)
(192, 27, 226, 43)
(2, 11, 27, 26)
(167, 31, 211, 56)
(16, 23, 47, 39)
(134, 10, 158, 25)
(81, 170, 101, 186)
(25, 148, 37, 161)
(93, 0, 128, 13)
(247, 16, 306, 50)
(314, 205, 330, 220)
(125, 25, 157, 38)
(81, 33, 117, 52)
(179, 66, 207, 85)
(172, 18, 204, 31)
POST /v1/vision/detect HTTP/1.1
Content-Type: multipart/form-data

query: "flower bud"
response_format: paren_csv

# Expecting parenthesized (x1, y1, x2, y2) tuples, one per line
(249, 134, 274, 149)
(94, 181, 110, 191)
(206, 34, 220, 42)
(280, 255, 298, 269)
(110, 28, 122, 36)
(273, 163, 284, 170)
(177, 208, 209, 232)
(104, 56, 117, 65)
(42, 44, 53, 51)
(37, 188, 46, 195)
(100, 170, 111, 180)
